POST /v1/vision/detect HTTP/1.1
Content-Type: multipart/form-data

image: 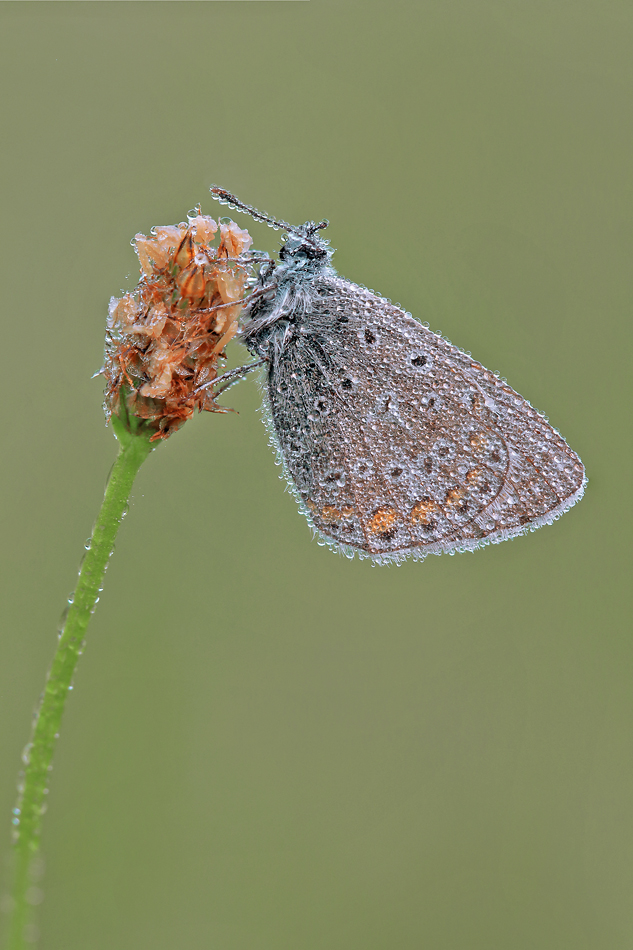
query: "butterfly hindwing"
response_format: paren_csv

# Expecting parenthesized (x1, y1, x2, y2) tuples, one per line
(265, 277, 585, 562)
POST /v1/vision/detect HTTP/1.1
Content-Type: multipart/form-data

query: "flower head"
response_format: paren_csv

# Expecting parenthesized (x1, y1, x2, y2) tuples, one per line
(104, 210, 254, 441)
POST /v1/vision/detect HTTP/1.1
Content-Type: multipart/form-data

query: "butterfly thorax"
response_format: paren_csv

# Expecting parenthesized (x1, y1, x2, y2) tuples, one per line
(241, 224, 335, 359)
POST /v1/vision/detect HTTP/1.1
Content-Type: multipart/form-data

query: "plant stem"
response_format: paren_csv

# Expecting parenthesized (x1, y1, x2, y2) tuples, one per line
(6, 430, 153, 950)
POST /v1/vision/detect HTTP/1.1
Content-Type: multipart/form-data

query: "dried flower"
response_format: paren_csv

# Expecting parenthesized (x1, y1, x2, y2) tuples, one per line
(104, 210, 254, 441)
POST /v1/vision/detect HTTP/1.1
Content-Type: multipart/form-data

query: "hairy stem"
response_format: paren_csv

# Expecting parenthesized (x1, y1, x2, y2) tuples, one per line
(6, 430, 153, 949)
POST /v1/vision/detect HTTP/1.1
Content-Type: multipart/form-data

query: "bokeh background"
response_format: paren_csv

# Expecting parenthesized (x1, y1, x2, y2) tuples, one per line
(0, 2, 631, 948)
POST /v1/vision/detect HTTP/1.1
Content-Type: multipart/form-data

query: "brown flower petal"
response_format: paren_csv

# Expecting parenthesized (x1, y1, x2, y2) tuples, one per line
(108, 294, 139, 330)
(190, 214, 217, 244)
(216, 268, 248, 304)
(176, 260, 208, 301)
(134, 225, 186, 274)
(131, 303, 169, 339)
(218, 221, 253, 258)
(105, 210, 255, 440)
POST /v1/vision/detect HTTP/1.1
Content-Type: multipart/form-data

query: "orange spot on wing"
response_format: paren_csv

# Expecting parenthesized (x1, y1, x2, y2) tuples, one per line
(466, 466, 483, 482)
(368, 506, 398, 535)
(465, 467, 491, 493)
(444, 487, 464, 506)
(321, 505, 355, 523)
(410, 498, 438, 525)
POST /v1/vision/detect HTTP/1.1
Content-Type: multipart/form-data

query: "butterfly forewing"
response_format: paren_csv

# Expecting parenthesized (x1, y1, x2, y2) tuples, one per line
(265, 277, 584, 561)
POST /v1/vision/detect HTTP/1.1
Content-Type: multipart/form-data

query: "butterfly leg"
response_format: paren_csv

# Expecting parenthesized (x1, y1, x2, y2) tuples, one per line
(196, 358, 268, 398)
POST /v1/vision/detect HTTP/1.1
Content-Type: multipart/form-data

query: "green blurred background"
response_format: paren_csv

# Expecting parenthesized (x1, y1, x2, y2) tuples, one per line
(0, 2, 631, 948)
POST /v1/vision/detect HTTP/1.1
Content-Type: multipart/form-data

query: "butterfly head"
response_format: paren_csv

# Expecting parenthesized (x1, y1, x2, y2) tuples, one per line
(278, 221, 332, 268)
(210, 186, 333, 275)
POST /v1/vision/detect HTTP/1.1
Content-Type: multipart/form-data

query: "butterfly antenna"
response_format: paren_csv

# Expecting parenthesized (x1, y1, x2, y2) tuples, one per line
(210, 186, 300, 236)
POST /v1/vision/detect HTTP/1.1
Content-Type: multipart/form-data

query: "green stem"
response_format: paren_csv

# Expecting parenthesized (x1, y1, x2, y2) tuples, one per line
(6, 429, 153, 950)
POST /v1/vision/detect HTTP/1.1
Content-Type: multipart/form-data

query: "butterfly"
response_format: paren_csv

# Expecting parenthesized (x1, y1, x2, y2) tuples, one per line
(210, 187, 586, 564)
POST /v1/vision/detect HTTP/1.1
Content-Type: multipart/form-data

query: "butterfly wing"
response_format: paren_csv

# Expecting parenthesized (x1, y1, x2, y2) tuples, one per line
(264, 276, 585, 562)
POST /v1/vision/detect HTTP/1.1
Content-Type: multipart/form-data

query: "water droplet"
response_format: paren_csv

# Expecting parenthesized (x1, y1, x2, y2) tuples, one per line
(26, 886, 44, 906)
(23, 922, 40, 943)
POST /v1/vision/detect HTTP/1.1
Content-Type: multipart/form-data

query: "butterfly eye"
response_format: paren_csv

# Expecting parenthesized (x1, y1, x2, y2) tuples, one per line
(410, 353, 427, 367)
(364, 328, 377, 344)
(341, 378, 353, 391)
